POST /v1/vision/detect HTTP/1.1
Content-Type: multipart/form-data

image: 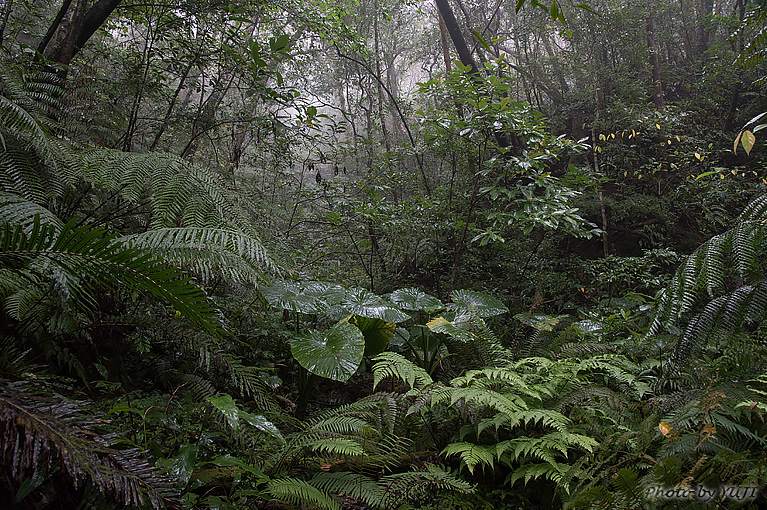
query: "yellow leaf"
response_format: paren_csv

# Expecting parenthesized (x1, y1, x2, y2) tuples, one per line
(656, 123, 661, 129)
(732, 169, 738, 175)
(610, 133, 615, 139)
(599, 133, 606, 141)
(734, 130, 744, 154)
(632, 129, 636, 137)
(676, 135, 681, 142)
(659, 421, 673, 437)
(742, 130, 756, 155)
(720, 174, 725, 179)
(695, 153, 701, 160)
(667, 140, 671, 145)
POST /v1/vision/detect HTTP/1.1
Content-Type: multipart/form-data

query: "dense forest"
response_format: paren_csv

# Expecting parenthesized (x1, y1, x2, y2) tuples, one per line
(2, 0, 767, 508)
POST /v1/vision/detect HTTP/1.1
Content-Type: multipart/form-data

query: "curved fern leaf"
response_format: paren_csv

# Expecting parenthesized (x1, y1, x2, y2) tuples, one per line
(0, 379, 180, 509)
(268, 477, 341, 510)
(0, 219, 221, 335)
(123, 227, 276, 284)
(372, 351, 433, 390)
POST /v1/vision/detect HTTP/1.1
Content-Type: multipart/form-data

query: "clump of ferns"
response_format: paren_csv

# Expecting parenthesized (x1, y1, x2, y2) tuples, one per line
(565, 383, 767, 508)
(268, 392, 417, 475)
(262, 392, 477, 510)
(512, 314, 620, 362)
(648, 195, 767, 383)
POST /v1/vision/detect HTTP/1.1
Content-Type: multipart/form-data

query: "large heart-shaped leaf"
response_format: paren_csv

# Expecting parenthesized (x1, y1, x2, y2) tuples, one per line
(343, 288, 410, 322)
(300, 281, 346, 307)
(291, 322, 364, 382)
(390, 287, 444, 313)
(349, 315, 395, 356)
(449, 289, 508, 317)
(514, 312, 567, 331)
(426, 316, 478, 343)
(260, 279, 326, 314)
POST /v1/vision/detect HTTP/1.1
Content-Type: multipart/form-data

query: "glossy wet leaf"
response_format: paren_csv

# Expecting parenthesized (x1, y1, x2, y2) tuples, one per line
(240, 412, 285, 443)
(390, 287, 444, 312)
(170, 444, 198, 484)
(291, 322, 364, 382)
(343, 288, 410, 322)
(349, 314, 395, 356)
(450, 289, 508, 317)
(207, 394, 241, 431)
(514, 312, 567, 331)
(260, 280, 325, 314)
(426, 316, 477, 342)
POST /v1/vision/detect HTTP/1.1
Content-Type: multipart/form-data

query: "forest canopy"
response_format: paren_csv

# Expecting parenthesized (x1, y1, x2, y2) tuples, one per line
(2, 0, 767, 508)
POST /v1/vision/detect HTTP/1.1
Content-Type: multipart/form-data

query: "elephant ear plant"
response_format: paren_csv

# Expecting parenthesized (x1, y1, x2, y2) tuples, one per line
(260, 281, 411, 411)
(261, 281, 511, 410)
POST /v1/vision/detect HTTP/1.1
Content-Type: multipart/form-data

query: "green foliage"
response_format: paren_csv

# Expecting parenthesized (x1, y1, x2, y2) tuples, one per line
(291, 322, 365, 382)
(372, 351, 434, 390)
(123, 227, 276, 285)
(0, 378, 180, 509)
(649, 194, 767, 375)
(0, 217, 220, 335)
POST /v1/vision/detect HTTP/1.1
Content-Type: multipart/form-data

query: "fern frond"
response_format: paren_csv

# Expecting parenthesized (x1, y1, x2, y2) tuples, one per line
(0, 192, 62, 232)
(0, 379, 180, 509)
(506, 461, 569, 486)
(268, 477, 341, 510)
(308, 465, 473, 510)
(123, 227, 276, 284)
(167, 329, 273, 402)
(670, 282, 767, 375)
(441, 442, 496, 474)
(75, 149, 259, 234)
(308, 471, 385, 508)
(372, 351, 433, 390)
(0, 219, 221, 335)
(311, 437, 367, 456)
(650, 198, 767, 336)
(376, 465, 473, 507)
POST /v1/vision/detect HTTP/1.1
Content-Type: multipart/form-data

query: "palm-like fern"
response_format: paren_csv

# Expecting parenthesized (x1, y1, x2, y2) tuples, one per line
(123, 227, 276, 285)
(648, 194, 767, 375)
(0, 218, 220, 335)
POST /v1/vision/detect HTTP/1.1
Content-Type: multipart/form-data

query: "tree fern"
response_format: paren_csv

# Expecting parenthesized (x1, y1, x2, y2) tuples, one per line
(734, 2, 767, 77)
(123, 227, 276, 285)
(372, 351, 434, 391)
(74, 149, 263, 234)
(0, 218, 221, 335)
(647, 195, 767, 375)
(0, 191, 62, 232)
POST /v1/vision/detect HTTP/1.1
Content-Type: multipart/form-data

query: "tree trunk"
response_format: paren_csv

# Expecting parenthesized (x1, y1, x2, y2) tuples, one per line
(438, 10, 452, 75)
(373, 0, 391, 152)
(696, 0, 714, 55)
(37, 0, 122, 68)
(434, 0, 478, 74)
(646, 4, 664, 111)
(0, 0, 13, 44)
